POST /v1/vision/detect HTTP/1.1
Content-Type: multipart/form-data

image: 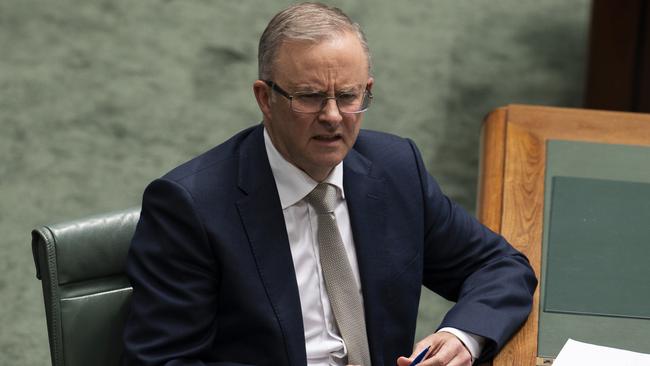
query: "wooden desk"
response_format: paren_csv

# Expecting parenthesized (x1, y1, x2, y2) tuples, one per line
(477, 104, 650, 366)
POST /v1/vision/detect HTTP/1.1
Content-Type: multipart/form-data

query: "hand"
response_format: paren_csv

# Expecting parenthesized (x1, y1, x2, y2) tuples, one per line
(396, 331, 472, 366)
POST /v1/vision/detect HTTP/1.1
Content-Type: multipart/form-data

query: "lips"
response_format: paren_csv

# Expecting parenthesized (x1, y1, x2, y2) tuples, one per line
(312, 134, 342, 142)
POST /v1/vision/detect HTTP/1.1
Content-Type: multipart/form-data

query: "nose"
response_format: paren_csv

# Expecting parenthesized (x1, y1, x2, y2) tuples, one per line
(318, 98, 343, 127)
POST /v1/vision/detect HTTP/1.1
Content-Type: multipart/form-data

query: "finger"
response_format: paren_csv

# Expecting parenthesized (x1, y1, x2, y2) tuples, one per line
(418, 342, 446, 365)
(427, 335, 448, 356)
(397, 344, 432, 366)
(446, 356, 473, 366)
(419, 351, 449, 366)
(420, 342, 472, 366)
(407, 344, 433, 361)
(445, 352, 473, 366)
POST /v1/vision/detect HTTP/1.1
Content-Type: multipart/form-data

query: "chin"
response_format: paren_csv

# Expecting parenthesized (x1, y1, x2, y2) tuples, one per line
(314, 153, 347, 167)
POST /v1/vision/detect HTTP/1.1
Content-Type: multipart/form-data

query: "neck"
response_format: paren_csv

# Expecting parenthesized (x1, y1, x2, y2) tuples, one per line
(304, 167, 333, 183)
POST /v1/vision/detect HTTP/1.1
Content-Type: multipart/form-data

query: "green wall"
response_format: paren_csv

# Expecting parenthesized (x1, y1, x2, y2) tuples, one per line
(0, 1, 589, 364)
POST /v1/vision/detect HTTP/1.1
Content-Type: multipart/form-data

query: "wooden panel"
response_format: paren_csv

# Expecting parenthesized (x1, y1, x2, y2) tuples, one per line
(508, 105, 650, 143)
(477, 107, 507, 233)
(493, 123, 544, 366)
(478, 104, 650, 366)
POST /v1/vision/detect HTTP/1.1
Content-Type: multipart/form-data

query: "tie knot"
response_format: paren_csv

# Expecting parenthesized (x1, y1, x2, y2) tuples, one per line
(306, 183, 338, 214)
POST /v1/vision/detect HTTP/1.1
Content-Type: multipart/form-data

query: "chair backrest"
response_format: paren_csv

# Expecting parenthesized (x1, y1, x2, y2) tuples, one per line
(32, 208, 140, 366)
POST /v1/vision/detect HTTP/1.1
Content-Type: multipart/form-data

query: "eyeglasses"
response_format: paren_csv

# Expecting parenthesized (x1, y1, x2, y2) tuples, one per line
(264, 80, 372, 114)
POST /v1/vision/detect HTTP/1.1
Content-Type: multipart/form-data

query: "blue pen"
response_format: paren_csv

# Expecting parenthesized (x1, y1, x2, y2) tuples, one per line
(408, 345, 431, 366)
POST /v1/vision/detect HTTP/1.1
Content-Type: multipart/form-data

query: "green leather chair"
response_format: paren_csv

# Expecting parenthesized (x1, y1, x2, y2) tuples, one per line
(31, 208, 140, 366)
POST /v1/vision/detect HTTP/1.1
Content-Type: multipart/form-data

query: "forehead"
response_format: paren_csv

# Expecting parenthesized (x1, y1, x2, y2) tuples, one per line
(272, 32, 369, 88)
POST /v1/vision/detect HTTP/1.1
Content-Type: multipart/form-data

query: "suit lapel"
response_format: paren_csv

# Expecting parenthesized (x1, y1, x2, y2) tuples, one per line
(235, 125, 306, 366)
(344, 149, 389, 366)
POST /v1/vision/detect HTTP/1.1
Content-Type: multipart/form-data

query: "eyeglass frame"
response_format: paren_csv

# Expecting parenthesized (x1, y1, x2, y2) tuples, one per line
(263, 80, 373, 114)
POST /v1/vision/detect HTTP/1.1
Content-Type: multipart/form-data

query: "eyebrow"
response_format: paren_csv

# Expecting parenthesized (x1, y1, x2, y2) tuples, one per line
(290, 84, 363, 94)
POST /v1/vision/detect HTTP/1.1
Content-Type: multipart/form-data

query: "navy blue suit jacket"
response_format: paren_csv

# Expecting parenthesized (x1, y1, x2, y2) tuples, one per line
(123, 124, 537, 366)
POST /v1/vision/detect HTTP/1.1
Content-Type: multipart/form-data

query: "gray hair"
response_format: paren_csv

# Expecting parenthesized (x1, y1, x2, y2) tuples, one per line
(258, 2, 371, 80)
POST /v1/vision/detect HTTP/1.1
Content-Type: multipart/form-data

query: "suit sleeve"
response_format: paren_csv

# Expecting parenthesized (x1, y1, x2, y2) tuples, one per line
(407, 139, 537, 363)
(122, 178, 256, 366)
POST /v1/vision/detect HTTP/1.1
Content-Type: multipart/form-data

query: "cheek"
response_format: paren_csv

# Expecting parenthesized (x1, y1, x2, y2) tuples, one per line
(273, 113, 307, 143)
(288, 121, 314, 150)
(344, 117, 362, 139)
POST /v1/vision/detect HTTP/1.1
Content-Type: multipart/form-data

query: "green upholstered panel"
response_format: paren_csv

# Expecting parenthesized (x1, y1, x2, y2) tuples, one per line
(52, 209, 139, 285)
(544, 176, 650, 318)
(538, 140, 650, 358)
(60, 277, 132, 366)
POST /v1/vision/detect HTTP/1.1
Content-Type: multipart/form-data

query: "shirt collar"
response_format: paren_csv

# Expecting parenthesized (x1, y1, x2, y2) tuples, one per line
(264, 127, 345, 209)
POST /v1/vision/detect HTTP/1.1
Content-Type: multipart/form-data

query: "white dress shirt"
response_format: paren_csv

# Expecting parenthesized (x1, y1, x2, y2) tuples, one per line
(263, 128, 483, 365)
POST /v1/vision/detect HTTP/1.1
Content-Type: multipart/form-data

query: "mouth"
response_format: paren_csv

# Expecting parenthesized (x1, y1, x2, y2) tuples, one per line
(312, 134, 342, 142)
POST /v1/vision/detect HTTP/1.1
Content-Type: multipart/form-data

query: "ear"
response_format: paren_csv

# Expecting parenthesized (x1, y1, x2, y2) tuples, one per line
(253, 80, 273, 121)
(366, 77, 374, 92)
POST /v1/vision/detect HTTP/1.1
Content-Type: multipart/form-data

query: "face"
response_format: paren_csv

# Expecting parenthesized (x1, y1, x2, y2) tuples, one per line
(253, 32, 373, 182)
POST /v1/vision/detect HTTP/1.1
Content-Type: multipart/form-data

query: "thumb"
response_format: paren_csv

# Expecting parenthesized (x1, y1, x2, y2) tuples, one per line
(396, 356, 412, 366)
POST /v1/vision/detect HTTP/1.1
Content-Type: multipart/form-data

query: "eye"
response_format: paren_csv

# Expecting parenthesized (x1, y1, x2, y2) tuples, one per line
(295, 93, 325, 102)
(337, 92, 359, 104)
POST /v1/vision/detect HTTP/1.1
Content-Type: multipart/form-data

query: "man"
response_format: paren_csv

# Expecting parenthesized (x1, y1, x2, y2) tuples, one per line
(123, 3, 537, 366)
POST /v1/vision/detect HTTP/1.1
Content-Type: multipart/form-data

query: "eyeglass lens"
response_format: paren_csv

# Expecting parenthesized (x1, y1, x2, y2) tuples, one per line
(291, 92, 371, 113)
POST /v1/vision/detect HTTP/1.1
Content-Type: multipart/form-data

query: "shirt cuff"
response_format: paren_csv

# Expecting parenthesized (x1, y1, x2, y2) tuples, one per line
(437, 327, 485, 361)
